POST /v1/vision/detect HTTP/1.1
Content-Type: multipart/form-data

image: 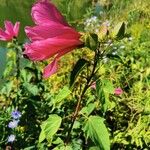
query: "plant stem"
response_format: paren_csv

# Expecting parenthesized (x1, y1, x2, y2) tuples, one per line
(65, 49, 99, 144)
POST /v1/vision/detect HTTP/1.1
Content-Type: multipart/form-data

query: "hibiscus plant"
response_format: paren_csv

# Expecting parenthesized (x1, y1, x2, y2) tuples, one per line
(0, 0, 131, 150)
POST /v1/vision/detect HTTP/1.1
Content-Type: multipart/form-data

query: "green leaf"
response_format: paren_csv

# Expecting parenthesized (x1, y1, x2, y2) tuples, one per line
(85, 33, 98, 51)
(44, 114, 62, 142)
(111, 22, 125, 39)
(23, 83, 39, 96)
(70, 58, 88, 87)
(96, 80, 106, 112)
(83, 116, 110, 150)
(89, 146, 100, 150)
(53, 86, 71, 105)
(23, 146, 35, 150)
(106, 54, 124, 64)
(53, 145, 73, 150)
(80, 103, 96, 116)
(64, 146, 73, 150)
(102, 79, 114, 94)
(20, 69, 33, 83)
(52, 137, 63, 145)
(39, 126, 46, 143)
(1, 81, 14, 96)
(96, 79, 114, 112)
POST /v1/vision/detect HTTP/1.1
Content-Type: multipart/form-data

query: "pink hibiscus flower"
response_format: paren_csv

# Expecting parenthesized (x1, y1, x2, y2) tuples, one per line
(0, 21, 20, 41)
(24, 0, 82, 78)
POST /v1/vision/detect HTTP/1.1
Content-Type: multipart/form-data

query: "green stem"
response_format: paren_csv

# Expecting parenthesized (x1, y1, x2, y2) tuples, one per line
(65, 48, 99, 144)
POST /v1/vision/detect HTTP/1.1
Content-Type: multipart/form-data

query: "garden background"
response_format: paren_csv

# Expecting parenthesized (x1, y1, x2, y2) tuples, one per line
(0, 0, 150, 149)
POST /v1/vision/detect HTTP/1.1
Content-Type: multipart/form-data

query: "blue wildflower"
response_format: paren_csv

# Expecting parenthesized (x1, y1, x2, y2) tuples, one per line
(11, 110, 21, 119)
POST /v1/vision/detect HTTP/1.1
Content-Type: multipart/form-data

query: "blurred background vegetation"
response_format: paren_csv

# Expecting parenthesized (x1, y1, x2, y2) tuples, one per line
(0, 0, 150, 149)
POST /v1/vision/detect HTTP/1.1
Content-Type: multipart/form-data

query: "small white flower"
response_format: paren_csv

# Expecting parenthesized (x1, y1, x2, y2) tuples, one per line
(8, 120, 19, 128)
(8, 135, 15, 143)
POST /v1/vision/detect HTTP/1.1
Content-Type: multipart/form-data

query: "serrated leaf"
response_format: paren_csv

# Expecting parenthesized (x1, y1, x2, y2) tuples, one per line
(70, 59, 88, 87)
(44, 114, 62, 142)
(83, 116, 110, 150)
(53, 86, 71, 105)
(80, 103, 96, 116)
(111, 22, 125, 38)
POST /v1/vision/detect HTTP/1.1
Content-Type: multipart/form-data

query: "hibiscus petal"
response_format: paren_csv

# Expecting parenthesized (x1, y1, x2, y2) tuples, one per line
(43, 58, 58, 78)
(24, 43, 46, 60)
(24, 36, 82, 61)
(43, 44, 82, 78)
(0, 28, 9, 40)
(25, 23, 80, 42)
(56, 46, 79, 59)
(32, 0, 68, 26)
(13, 22, 20, 37)
(4, 20, 14, 35)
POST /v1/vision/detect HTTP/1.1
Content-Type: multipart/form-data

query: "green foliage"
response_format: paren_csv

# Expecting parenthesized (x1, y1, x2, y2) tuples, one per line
(70, 58, 88, 88)
(39, 114, 62, 143)
(85, 33, 99, 51)
(80, 103, 96, 116)
(111, 22, 126, 39)
(83, 115, 110, 150)
(96, 79, 114, 113)
(0, 0, 150, 149)
(52, 86, 71, 107)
